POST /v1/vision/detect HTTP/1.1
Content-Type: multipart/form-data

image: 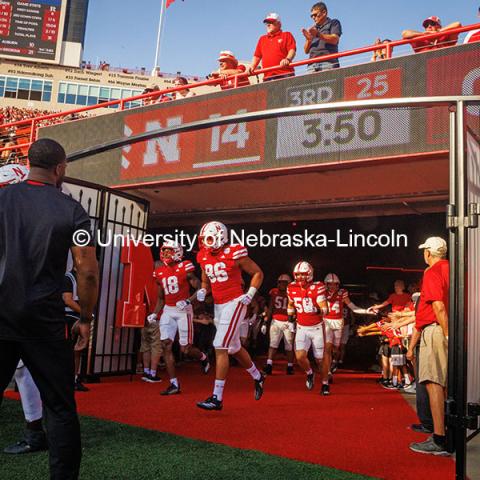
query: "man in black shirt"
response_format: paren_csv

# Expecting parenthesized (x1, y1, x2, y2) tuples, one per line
(0, 138, 99, 480)
(302, 2, 342, 72)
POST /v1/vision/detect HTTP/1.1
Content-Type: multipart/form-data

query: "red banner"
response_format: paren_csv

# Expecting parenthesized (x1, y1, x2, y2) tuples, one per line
(120, 90, 267, 181)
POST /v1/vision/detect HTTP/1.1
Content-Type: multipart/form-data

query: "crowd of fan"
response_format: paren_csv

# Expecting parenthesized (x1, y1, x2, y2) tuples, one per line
(143, 2, 477, 102)
(0, 107, 89, 166)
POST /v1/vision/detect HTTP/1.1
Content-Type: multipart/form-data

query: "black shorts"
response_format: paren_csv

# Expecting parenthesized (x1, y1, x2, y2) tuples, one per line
(378, 342, 391, 358)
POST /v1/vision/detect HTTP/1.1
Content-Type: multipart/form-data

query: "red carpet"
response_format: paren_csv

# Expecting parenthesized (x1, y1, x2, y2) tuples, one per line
(6, 362, 455, 479)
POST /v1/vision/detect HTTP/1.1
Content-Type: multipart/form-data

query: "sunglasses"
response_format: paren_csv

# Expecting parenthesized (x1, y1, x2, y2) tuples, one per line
(310, 11, 324, 19)
(424, 21, 438, 28)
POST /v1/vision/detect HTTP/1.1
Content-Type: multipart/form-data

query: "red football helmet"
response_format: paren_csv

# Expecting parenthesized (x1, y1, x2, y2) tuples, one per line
(293, 261, 313, 286)
(199, 221, 228, 253)
(160, 239, 183, 265)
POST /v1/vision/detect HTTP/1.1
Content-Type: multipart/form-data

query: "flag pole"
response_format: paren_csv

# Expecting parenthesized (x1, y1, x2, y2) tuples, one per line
(153, 0, 166, 74)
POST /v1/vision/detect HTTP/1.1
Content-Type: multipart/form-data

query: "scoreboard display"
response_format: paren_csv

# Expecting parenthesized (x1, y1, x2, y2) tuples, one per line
(0, 0, 67, 63)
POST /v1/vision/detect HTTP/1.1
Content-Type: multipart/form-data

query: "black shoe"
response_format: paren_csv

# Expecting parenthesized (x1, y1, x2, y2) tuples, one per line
(161, 383, 180, 395)
(141, 373, 151, 382)
(197, 395, 223, 410)
(321, 384, 330, 396)
(146, 375, 162, 383)
(3, 430, 48, 454)
(331, 361, 338, 373)
(254, 373, 266, 400)
(263, 364, 273, 375)
(286, 365, 294, 375)
(411, 423, 434, 434)
(306, 373, 314, 390)
(74, 380, 90, 392)
(201, 357, 211, 374)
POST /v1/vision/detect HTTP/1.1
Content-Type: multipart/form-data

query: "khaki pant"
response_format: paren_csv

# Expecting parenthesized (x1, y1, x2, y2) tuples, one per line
(419, 323, 448, 387)
(140, 323, 163, 356)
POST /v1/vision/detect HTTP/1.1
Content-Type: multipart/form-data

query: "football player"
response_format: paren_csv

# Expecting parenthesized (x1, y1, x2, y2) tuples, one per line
(323, 273, 374, 378)
(287, 262, 330, 395)
(262, 274, 294, 375)
(195, 221, 265, 411)
(149, 240, 210, 395)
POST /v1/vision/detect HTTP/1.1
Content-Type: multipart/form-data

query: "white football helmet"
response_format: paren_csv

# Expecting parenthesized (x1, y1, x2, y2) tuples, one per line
(199, 221, 228, 252)
(324, 273, 340, 284)
(0, 164, 29, 188)
(293, 261, 313, 285)
(278, 274, 292, 283)
(160, 239, 183, 265)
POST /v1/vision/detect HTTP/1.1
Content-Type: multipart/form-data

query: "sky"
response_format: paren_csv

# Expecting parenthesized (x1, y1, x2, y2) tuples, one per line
(83, 0, 479, 77)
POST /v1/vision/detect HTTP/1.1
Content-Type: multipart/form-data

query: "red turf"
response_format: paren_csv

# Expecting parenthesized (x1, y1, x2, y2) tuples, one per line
(6, 362, 454, 479)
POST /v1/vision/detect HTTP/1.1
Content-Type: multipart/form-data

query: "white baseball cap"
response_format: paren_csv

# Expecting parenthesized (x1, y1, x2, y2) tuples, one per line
(418, 236, 447, 256)
(264, 12, 281, 23)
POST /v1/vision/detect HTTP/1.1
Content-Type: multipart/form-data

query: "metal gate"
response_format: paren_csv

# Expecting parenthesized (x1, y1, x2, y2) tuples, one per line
(64, 178, 149, 377)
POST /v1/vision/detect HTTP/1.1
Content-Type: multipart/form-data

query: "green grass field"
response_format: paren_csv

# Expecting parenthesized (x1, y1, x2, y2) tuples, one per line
(0, 399, 375, 480)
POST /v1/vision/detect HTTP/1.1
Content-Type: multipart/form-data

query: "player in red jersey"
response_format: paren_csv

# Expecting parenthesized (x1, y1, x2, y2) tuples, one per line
(150, 240, 210, 395)
(195, 221, 265, 411)
(323, 273, 374, 378)
(287, 261, 331, 395)
(262, 274, 294, 375)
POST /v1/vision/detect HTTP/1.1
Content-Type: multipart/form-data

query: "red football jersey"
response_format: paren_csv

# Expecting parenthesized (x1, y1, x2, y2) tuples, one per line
(324, 288, 349, 321)
(197, 244, 248, 304)
(269, 287, 288, 321)
(153, 260, 195, 306)
(287, 281, 326, 326)
(376, 320, 402, 347)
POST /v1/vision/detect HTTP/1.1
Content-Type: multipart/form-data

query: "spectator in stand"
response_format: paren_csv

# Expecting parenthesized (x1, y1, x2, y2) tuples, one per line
(464, 7, 480, 44)
(402, 16, 461, 53)
(248, 13, 296, 82)
(210, 51, 250, 90)
(302, 2, 342, 72)
(172, 77, 196, 99)
(371, 38, 392, 61)
(408, 237, 449, 456)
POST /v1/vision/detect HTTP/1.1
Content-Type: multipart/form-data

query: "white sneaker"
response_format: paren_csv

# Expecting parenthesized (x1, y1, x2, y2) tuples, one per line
(403, 384, 416, 394)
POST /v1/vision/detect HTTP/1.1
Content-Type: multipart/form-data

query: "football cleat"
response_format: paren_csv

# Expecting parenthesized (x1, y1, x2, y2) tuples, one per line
(254, 373, 266, 400)
(201, 358, 211, 374)
(321, 384, 330, 396)
(263, 364, 273, 375)
(3, 430, 48, 455)
(197, 395, 223, 410)
(286, 365, 294, 375)
(306, 373, 314, 390)
(161, 383, 180, 395)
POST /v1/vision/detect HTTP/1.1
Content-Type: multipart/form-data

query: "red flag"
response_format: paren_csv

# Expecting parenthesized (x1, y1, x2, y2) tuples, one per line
(166, 0, 182, 7)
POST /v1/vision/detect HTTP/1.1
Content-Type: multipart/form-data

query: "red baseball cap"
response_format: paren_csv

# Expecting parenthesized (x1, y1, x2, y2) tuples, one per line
(423, 16, 441, 28)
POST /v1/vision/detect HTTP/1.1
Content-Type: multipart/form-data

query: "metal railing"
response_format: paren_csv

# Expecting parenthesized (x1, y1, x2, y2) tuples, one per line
(0, 22, 478, 165)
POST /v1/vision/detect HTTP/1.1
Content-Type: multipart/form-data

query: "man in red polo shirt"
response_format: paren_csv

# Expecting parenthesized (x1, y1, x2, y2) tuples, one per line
(402, 16, 461, 53)
(407, 237, 449, 456)
(248, 13, 296, 82)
